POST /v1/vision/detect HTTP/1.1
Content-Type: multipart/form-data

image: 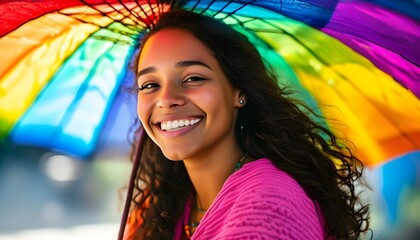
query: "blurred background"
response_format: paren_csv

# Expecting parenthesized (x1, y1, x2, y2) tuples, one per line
(0, 91, 135, 240)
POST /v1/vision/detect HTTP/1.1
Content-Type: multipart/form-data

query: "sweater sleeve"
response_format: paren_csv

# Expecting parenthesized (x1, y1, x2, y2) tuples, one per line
(215, 180, 324, 239)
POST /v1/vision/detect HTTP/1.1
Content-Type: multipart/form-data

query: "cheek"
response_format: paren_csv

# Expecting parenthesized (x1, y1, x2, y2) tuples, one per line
(137, 95, 151, 124)
(137, 95, 159, 143)
(193, 85, 226, 104)
(200, 84, 235, 108)
(193, 89, 235, 125)
(191, 90, 220, 116)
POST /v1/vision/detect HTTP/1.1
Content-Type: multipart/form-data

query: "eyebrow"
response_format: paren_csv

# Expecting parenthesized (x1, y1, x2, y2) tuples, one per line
(138, 66, 156, 77)
(175, 60, 212, 70)
(137, 60, 212, 77)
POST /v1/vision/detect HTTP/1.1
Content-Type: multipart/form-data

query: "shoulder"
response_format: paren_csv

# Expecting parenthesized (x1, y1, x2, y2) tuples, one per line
(220, 158, 324, 239)
(231, 158, 306, 196)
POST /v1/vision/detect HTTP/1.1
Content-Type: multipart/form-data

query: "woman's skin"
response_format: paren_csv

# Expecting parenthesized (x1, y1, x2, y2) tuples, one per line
(136, 28, 249, 213)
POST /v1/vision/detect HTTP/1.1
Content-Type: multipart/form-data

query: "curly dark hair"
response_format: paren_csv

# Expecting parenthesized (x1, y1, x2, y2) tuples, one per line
(127, 9, 370, 240)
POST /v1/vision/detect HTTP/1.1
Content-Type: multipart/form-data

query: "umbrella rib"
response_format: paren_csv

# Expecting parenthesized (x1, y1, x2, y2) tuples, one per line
(59, 9, 142, 39)
(133, 0, 156, 27)
(211, 0, 255, 19)
(57, 12, 139, 41)
(157, 0, 165, 17)
(223, 0, 259, 20)
(109, 0, 149, 28)
(168, 0, 176, 9)
(147, 0, 159, 22)
(125, 0, 162, 28)
(209, 0, 233, 18)
(117, 0, 143, 20)
(198, 0, 218, 15)
(78, 0, 147, 28)
(190, 0, 202, 12)
(92, 34, 134, 45)
(110, 1, 147, 28)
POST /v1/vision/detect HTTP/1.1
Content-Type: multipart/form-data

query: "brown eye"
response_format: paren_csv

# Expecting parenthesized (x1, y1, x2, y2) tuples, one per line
(183, 76, 207, 83)
(182, 76, 207, 87)
(139, 83, 160, 91)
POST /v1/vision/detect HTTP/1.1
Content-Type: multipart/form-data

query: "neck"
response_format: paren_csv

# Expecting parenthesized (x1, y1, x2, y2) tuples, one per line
(183, 146, 245, 211)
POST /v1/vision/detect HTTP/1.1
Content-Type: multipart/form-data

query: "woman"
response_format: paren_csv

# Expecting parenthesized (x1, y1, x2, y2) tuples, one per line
(125, 9, 370, 240)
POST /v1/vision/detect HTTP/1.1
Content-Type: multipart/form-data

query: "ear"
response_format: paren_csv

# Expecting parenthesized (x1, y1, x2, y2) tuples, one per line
(234, 90, 247, 108)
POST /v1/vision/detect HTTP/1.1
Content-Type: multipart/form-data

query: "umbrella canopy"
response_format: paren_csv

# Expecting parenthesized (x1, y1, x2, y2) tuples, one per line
(0, 0, 419, 165)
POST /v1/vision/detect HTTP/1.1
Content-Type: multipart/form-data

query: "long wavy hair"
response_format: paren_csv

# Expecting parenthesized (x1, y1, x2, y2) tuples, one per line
(128, 9, 370, 240)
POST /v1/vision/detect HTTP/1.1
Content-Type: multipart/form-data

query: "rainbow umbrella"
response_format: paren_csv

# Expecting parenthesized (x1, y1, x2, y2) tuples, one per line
(0, 0, 419, 165)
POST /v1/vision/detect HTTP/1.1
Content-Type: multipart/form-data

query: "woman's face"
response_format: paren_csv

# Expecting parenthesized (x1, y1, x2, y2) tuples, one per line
(137, 28, 244, 160)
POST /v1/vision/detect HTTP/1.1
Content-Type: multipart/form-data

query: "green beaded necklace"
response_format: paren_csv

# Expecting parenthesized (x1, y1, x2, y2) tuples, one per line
(235, 152, 249, 171)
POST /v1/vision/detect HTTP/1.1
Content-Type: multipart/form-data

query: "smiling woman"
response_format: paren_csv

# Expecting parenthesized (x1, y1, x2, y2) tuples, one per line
(124, 9, 370, 240)
(137, 28, 243, 162)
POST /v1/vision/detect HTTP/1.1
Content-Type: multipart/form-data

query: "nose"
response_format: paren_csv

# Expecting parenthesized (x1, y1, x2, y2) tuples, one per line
(156, 84, 186, 109)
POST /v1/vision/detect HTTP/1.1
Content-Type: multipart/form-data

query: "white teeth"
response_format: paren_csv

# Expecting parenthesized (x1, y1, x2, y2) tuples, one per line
(160, 118, 201, 131)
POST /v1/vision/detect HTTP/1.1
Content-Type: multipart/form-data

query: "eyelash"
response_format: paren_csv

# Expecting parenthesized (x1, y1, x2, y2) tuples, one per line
(138, 76, 207, 91)
(138, 83, 159, 91)
(183, 76, 206, 82)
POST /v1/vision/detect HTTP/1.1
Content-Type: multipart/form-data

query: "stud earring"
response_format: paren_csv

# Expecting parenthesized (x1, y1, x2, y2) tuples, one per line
(239, 99, 245, 105)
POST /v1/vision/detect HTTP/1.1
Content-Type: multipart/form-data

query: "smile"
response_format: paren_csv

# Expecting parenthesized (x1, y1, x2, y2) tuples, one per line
(160, 118, 202, 131)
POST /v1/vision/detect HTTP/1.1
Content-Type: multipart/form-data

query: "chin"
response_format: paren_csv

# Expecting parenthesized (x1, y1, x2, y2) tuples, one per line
(160, 149, 185, 161)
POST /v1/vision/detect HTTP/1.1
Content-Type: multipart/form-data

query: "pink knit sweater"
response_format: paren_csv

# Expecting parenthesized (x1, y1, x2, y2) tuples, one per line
(174, 158, 325, 239)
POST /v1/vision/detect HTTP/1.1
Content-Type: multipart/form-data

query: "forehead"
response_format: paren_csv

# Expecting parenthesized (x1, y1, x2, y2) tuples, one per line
(138, 28, 214, 67)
